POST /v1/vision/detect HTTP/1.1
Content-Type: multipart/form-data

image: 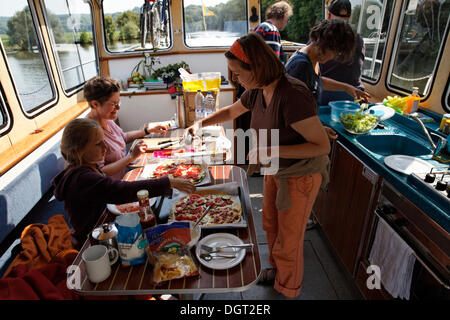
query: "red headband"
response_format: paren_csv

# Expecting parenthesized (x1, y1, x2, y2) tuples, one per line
(229, 40, 250, 65)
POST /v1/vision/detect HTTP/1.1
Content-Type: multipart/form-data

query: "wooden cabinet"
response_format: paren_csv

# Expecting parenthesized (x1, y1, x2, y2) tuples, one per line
(319, 141, 381, 276)
(312, 140, 335, 225)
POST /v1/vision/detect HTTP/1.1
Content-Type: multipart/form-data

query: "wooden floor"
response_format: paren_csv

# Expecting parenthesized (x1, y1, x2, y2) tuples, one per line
(194, 175, 363, 300)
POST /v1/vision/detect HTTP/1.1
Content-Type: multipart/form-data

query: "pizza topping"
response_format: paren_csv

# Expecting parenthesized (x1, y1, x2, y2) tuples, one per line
(115, 202, 140, 213)
(171, 192, 242, 226)
(152, 161, 206, 184)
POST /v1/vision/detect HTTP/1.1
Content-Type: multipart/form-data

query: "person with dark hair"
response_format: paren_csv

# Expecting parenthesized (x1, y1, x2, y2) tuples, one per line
(84, 76, 168, 179)
(287, 19, 369, 107)
(320, 0, 368, 105)
(254, 0, 293, 63)
(187, 32, 331, 298)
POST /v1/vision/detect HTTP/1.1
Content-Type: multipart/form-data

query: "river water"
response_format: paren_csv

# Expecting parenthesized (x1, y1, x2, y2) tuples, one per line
(5, 41, 136, 113)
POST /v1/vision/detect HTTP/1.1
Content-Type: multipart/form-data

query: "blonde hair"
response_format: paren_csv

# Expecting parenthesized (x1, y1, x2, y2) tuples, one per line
(61, 118, 101, 168)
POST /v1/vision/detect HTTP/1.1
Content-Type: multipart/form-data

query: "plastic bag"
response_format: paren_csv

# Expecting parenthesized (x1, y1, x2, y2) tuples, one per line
(145, 222, 199, 285)
(115, 213, 148, 266)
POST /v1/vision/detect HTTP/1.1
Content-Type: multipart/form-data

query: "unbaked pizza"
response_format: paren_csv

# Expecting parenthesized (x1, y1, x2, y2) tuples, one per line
(170, 190, 242, 226)
(152, 160, 207, 184)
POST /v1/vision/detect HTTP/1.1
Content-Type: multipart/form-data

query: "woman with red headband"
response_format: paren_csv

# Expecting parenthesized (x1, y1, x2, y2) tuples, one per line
(187, 33, 330, 298)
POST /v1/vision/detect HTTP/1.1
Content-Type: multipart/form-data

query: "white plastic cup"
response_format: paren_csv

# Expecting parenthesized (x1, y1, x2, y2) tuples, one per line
(82, 245, 118, 283)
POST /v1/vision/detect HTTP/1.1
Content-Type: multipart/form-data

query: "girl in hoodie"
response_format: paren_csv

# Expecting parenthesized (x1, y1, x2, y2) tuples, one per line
(52, 118, 195, 249)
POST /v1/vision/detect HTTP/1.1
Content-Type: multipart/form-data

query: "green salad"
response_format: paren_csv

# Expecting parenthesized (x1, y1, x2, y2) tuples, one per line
(340, 112, 378, 133)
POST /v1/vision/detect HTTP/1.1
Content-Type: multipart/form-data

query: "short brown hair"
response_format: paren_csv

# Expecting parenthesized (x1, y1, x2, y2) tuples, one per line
(83, 76, 120, 106)
(309, 19, 356, 62)
(61, 118, 101, 168)
(225, 33, 285, 86)
(266, 1, 293, 20)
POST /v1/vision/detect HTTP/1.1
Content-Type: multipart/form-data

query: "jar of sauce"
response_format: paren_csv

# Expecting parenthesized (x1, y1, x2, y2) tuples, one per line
(137, 189, 156, 229)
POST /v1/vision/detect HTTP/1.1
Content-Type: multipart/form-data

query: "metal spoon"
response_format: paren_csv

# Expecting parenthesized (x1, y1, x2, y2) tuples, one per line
(199, 253, 236, 261)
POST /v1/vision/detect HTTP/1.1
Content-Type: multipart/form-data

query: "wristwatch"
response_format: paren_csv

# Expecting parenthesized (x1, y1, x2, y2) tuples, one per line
(144, 127, 149, 135)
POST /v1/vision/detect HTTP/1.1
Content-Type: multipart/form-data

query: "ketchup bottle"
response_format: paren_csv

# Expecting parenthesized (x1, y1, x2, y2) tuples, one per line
(137, 189, 156, 229)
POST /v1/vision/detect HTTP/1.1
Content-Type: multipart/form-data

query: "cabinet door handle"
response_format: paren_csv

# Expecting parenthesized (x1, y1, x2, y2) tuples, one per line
(362, 166, 378, 185)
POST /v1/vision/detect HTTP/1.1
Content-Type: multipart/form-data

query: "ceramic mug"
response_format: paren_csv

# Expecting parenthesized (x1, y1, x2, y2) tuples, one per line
(82, 245, 118, 283)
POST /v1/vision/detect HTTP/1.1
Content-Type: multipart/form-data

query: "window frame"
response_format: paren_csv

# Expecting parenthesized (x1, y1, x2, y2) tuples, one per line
(443, 76, 450, 113)
(182, 0, 249, 49)
(0, 82, 13, 137)
(1, 0, 59, 119)
(101, 0, 174, 55)
(386, 0, 450, 100)
(358, 0, 397, 85)
(41, 0, 99, 96)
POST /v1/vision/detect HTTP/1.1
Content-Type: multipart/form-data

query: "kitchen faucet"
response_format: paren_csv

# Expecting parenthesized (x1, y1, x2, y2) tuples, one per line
(409, 112, 438, 152)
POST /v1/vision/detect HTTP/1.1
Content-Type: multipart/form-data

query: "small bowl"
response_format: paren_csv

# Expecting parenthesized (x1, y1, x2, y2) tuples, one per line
(329, 101, 361, 122)
(339, 111, 379, 135)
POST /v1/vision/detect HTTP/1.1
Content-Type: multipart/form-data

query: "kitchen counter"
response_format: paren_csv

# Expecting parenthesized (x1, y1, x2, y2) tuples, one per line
(318, 106, 449, 233)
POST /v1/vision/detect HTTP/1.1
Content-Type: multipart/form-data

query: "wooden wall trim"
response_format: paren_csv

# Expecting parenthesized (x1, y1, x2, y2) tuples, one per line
(100, 49, 228, 62)
(0, 102, 88, 175)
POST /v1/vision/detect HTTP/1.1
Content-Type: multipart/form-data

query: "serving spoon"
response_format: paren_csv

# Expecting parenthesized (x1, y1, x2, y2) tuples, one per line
(199, 253, 236, 261)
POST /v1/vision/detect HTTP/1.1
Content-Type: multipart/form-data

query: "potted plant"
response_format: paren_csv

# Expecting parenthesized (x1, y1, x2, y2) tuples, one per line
(152, 61, 190, 86)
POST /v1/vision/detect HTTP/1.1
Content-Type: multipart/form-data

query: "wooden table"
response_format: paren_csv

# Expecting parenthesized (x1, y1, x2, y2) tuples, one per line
(71, 165, 261, 296)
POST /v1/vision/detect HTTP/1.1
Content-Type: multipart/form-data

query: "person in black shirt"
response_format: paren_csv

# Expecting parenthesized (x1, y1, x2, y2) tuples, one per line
(320, 0, 367, 105)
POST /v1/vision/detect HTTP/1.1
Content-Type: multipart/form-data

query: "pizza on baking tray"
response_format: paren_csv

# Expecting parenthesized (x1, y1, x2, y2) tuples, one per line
(152, 160, 206, 184)
(170, 190, 242, 226)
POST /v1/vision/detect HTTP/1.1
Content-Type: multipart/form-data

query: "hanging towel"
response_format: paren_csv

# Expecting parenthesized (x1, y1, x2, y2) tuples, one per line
(369, 218, 416, 300)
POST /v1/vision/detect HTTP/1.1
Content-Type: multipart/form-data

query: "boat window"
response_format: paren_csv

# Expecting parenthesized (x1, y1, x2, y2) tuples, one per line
(42, 0, 99, 93)
(388, 0, 450, 96)
(102, 0, 172, 52)
(183, 0, 248, 48)
(0, 0, 57, 116)
(349, 0, 396, 83)
(444, 77, 450, 112)
(0, 87, 11, 135)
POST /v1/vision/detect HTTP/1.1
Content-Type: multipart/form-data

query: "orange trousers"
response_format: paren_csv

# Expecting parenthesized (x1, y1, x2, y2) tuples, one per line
(262, 173, 322, 298)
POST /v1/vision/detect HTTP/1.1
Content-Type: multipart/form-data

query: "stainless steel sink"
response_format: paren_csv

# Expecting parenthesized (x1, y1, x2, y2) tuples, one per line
(356, 134, 432, 156)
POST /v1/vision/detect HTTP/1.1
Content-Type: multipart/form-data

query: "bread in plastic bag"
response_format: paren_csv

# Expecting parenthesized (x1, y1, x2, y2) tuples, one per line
(145, 222, 199, 285)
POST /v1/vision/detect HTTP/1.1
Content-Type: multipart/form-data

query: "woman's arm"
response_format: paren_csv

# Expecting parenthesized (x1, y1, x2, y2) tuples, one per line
(188, 100, 249, 134)
(100, 140, 146, 177)
(248, 116, 331, 164)
(125, 123, 168, 143)
(125, 128, 146, 143)
(278, 116, 331, 159)
(100, 153, 135, 177)
(322, 76, 370, 102)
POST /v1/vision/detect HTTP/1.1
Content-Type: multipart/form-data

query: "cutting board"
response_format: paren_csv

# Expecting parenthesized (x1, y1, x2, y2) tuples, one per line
(142, 136, 183, 151)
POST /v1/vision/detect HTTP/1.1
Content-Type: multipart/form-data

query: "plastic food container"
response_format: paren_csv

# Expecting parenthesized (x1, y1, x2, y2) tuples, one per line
(329, 101, 361, 122)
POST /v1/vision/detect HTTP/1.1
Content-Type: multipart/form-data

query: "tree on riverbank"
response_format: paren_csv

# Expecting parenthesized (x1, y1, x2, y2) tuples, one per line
(6, 8, 64, 51)
(261, 0, 323, 43)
